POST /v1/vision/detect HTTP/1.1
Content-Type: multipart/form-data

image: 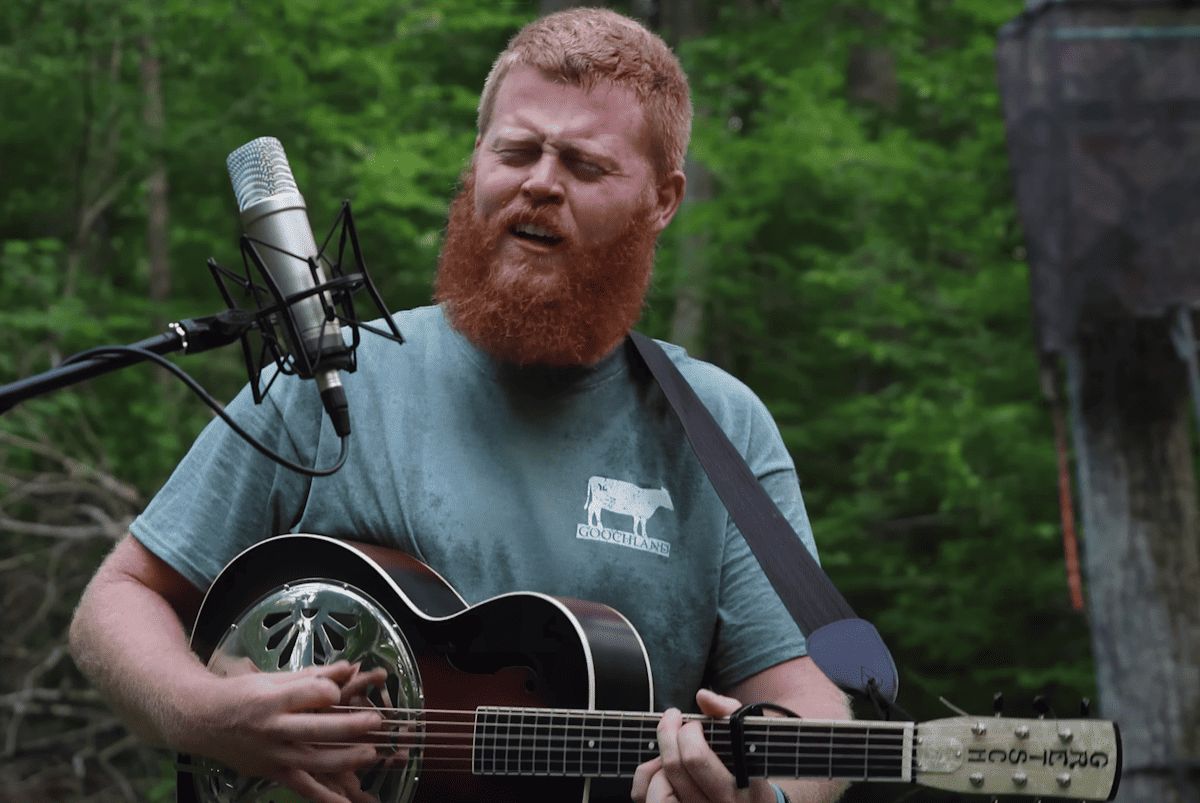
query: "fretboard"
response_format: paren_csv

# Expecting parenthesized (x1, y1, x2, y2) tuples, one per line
(471, 707, 913, 781)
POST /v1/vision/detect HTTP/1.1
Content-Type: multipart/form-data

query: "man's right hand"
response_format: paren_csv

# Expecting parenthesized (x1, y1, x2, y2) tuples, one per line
(176, 660, 388, 803)
(69, 535, 394, 803)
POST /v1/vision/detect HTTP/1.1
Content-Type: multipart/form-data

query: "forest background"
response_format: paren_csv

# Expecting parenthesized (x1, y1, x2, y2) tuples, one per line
(0, 0, 1098, 800)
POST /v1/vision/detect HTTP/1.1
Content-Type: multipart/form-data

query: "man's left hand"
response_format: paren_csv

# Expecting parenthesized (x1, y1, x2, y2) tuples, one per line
(631, 688, 775, 803)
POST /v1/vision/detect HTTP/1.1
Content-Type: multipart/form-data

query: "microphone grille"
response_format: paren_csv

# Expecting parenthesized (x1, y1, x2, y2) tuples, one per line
(226, 136, 299, 211)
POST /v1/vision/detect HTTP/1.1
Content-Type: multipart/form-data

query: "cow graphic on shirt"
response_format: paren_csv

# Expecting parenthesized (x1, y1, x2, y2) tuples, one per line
(584, 476, 674, 538)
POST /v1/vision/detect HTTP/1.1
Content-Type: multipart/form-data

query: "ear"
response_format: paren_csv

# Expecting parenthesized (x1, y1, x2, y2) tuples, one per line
(649, 169, 687, 236)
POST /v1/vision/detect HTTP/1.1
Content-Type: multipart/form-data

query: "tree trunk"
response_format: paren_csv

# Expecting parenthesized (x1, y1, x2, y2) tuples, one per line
(140, 34, 170, 308)
(66, 35, 126, 300)
(1067, 316, 1200, 803)
(657, 0, 711, 359)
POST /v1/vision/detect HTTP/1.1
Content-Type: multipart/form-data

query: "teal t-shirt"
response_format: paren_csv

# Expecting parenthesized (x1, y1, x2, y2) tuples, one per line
(131, 305, 818, 713)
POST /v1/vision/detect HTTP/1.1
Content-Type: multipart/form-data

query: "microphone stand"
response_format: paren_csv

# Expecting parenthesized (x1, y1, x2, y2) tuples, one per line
(0, 308, 257, 415)
(0, 201, 401, 476)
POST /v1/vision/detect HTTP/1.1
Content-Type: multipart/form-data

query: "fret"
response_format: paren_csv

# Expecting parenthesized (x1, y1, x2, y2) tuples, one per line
(764, 718, 774, 782)
(862, 723, 870, 780)
(614, 711, 627, 777)
(528, 710, 540, 775)
(792, 718, 800, 780)
(539, 711, 549, 776)
(827, 721, 834, 778)
(583, 712, 595, 776)
(643, 718, 659, 772)
(553, 711, 567, 776)
(593, 711, 607, 776)
(505, 709, 515, 774)
(749, 721, 765, 779)
(471, 708, 485, 775)
(524, 710, 538, 775)
(489, 708, 500, 775)
(749, 719, 908, 781)
(477, 709, 910, 782)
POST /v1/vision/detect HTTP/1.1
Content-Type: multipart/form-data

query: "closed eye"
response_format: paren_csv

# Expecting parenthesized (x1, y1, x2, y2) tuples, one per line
(566, 157, 608, 180)
(496, 148, 540, 166)
(492, 144, 613, 180)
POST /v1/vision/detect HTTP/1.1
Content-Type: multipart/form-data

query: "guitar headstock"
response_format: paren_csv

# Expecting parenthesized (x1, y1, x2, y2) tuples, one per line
(914, 716, 1121, 800)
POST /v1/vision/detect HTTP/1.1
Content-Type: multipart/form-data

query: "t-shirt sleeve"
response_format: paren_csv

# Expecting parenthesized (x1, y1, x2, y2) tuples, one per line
(700, 379, 817, 692)
(129, 371, 322, 591)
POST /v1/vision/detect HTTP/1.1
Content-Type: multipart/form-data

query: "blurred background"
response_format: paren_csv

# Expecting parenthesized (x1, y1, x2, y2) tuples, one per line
(0, 0, 1101, 800)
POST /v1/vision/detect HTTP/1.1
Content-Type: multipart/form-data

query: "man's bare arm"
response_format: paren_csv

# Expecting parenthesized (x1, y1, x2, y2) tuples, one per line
(729, 656, 852, 803)
(68, 533, 383, 803)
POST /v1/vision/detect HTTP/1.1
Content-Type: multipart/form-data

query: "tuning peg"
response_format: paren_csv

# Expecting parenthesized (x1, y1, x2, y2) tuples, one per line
(993, 691, 1004, 717)
(1080, 698, 1090, 717)
(1033, 696, 1051, 718)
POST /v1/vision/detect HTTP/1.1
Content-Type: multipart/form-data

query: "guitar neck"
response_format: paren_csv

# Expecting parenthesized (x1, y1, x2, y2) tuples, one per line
(471, 707, 913, 782)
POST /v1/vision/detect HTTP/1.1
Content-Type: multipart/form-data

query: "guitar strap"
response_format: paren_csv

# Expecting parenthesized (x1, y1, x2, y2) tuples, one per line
(628, 331, 903, 714)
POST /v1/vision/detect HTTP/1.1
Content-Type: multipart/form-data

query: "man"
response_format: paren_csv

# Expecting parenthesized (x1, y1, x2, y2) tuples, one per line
(69, 9, 850, 803)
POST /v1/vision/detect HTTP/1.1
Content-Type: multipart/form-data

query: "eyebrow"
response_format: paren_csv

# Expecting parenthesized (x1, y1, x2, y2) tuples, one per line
(491, 135, 619, 169)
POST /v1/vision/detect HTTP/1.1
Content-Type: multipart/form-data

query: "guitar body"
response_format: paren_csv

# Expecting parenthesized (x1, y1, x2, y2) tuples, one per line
(178, 533, 654, 803)
(176, 534, 1124, 803)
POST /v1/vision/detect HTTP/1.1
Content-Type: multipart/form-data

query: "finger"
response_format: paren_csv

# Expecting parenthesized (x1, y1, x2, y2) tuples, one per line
(278, 767, 354, 803)
(277, 660, 357, 684)
(631, 756, 663, 803)
(656, 709, 705, 802)
(340, 666, 388, 702)
(275, 710, 384, 744)
(350, 771, 382, 803)
(696, 688, 743, 718)
(276, 675, 350, 714)
(677, 717, 737, 799)
(311, 661, 362, 686)
(276, 742, 380, 775)
(321, 770, 378, 803)
(647, 767, 683, 803)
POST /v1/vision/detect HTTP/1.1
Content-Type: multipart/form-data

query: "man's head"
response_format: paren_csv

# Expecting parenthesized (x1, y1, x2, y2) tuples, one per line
(477, 8, 691, 184)
(435, 9, 690, 368)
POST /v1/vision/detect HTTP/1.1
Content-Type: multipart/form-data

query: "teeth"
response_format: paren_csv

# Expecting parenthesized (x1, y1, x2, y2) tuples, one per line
(515, 223, 558, 240)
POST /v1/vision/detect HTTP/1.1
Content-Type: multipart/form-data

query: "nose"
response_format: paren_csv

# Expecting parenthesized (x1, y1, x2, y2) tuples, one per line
(521, 152, 564, 204)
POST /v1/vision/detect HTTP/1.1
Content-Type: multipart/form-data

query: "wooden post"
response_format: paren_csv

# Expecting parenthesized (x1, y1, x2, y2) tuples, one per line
(1007, 3, 1200, 799)
(1065, 317, 1200, 803)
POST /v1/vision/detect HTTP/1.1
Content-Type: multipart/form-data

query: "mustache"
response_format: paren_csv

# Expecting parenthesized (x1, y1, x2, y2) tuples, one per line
(491, 203, 568, 242)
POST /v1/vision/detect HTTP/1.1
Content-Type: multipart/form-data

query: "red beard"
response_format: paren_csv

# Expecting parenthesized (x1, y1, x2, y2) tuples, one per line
(434, 170, 659, 367)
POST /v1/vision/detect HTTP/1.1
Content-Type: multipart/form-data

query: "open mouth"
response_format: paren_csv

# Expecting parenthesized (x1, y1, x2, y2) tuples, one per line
(511, 223, 564, 246)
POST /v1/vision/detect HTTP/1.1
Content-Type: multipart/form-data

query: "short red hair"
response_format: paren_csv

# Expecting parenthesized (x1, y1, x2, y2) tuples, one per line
(477, 8, 691, 182)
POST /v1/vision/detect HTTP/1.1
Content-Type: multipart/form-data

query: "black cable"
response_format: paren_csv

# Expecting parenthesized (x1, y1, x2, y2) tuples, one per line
(61, 346, 349, 477)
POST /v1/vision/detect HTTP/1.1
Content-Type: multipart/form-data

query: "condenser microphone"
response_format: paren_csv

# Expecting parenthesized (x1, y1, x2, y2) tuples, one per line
(226, 136, 352, 438)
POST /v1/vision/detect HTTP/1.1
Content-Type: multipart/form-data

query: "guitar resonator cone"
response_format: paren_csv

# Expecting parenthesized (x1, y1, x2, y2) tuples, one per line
(192, 580, 424, 803)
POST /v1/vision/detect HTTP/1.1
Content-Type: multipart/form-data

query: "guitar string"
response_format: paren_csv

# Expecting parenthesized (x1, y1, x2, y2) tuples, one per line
(287, 704, 907, 770)
(317, 719, 905, 749)
(191, 741, 898, 778)
(317, 706, 906, 755)
(312, 734, 907, 753)
(191, 759, 886, 780)
(329, 705, 907, 739)
(305, 732, 906, 756)
(298, 747, 907, 772)
(299, 725, 907, 762)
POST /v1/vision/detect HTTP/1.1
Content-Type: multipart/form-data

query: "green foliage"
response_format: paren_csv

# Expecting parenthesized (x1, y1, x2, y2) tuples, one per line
(1, 0, 1099, 796)
(645, 0, 1096, 722)
(0, 0, 533, 494)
